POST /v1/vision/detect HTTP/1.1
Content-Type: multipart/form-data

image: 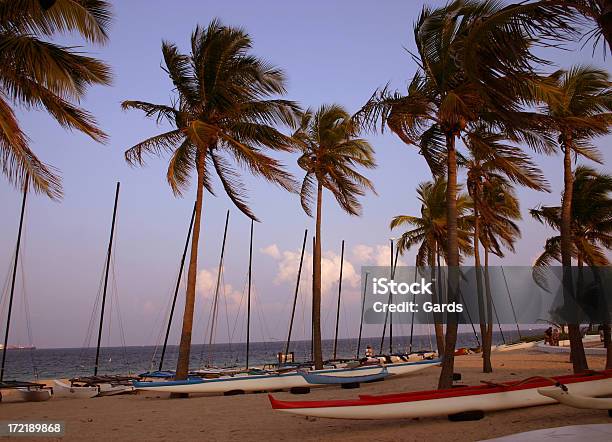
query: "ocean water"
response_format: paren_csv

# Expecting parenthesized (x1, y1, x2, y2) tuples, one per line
(1, 330, 541, 380)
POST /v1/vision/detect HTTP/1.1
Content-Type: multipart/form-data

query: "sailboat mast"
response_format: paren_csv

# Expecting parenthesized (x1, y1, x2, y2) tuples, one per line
(311, 236, 315, 362)
(208, 210, 230, 349)
(246, 219, 253, 369)
(356, 272, 368, 359)
(379, 239, 394, 354)
(409, 266, 418, 352)
(285, 229, 308, 357)
(94, 182, 120, 376)
(390, 240, 399, 354)
(332, 240, 344, 360)
(159, 202, 197, 371)
(1, 179, 28, 383)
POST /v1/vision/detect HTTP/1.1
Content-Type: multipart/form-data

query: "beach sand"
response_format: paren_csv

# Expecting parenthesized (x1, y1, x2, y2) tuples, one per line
(1, 350, 609, 441)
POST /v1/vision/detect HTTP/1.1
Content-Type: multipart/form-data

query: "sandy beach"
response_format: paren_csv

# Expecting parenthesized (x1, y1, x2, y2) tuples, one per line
(1, 349, 609, 441)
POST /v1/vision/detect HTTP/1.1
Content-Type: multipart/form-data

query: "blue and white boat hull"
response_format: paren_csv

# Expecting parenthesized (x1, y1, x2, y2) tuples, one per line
(133, 359, 440, 394)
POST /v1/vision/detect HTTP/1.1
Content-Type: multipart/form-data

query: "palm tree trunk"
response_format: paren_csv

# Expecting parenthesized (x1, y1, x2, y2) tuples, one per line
(429, 246, 445, 355)
(435, 247, 445, 355)
(312, 181, 324, 369)
(483, 247, 493, 373)
(560, 139, 588, 373)
(174, 151, 206, 386)
(473, 194, 489, 372)
(598, 0, 612, 48)
(604, 324, 612, 369)
(439, 132, 460, 389)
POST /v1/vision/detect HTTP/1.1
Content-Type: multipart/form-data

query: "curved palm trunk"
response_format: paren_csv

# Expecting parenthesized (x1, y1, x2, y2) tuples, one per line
(430, 246, 445, 355)
(312, 181, 324, 369)
(174, 152, 206, 387)
(561, 140, 588, 373)
(484, 247, 493, 373)
(439, 133, 460, 389)
(604, 324, 612, 369)
(473, 199, 491, 372)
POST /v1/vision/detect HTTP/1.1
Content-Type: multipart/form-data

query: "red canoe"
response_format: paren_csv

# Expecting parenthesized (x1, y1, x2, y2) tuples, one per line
(269, 370, 612, 420)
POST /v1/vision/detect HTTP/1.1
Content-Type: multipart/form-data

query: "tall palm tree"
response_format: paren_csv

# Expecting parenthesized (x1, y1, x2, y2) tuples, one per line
(390, 178, 472, 355)
(463, 129, 548, 372)
(531, 166, 612, 368)
(0, 0, 112, 198)
(356, 0, 549, 388)
(535, 66, 611, 373)
(294, 104, 376, 369)
(122, 21, 300, 382)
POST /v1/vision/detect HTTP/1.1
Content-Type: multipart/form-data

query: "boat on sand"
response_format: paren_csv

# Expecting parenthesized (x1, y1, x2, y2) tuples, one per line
(133, 359, 439, 395)
(0, 381, 51, 403)
(300, 367, 388, 385)
(268, 370, 612, 419)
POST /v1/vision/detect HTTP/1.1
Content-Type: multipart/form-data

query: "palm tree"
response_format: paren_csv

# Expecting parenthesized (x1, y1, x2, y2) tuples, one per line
(0, 0, 112, 198)
(531, 166, 612, 368)
(293, 104, 376, 369)
(122, 20, 300, 382)
(356, 0, 548, 388)
(535, 66, 611, 373)
(517, 1, 612, 52)
(458, 1, 611, 76)
(390, 178, 472, 355)
(463, 129, 548, 372)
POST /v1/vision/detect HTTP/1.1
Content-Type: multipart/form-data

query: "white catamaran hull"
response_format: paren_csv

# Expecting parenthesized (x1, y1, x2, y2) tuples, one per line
(97, 384, 135, 396)
(491, 341, 539, 352)
(134, 360, 439, 394)
(274, 378, 612, 420)
(52, 380, 99, 399)
(16, 389, 51, 402)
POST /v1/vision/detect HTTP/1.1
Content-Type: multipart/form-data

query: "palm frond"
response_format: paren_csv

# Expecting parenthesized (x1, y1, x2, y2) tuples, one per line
(0, 0, 113, 44)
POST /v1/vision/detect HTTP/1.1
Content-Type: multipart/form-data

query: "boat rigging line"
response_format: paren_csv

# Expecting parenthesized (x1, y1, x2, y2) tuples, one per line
(204, 210, 230, 366)
(501, 266, 522, 340)
(332, 240, 345, 360)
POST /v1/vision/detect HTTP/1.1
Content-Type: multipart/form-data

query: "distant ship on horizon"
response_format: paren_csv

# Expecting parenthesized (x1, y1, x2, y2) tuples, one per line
(0, 344, 36, 350)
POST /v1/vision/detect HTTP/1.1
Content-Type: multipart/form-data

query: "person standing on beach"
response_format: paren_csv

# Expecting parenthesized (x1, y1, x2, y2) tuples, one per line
(552, 328, 560, 346)
(545, 327, 553, 345)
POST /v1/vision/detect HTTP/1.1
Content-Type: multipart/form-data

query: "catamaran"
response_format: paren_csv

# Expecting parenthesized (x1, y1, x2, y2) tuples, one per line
(52, 183, 134, 399)
(0, 179, 51, 403)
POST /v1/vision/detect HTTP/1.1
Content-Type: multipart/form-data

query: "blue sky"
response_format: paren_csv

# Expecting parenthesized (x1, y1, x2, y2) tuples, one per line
(0, 1, 610, 349)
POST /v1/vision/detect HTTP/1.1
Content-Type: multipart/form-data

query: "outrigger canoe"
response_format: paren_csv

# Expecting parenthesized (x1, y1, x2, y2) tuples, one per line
(538, 384, 612, 410)
(268, 370, 612, 419)
(133, 359, 439, 394)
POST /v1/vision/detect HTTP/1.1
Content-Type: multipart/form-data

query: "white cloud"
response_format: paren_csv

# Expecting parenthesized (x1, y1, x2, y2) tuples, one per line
(351, 243, 405, 267)
(196, 268, 244, 306)
(265, 245, 360, 302)
(260, 243, 280, 259)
